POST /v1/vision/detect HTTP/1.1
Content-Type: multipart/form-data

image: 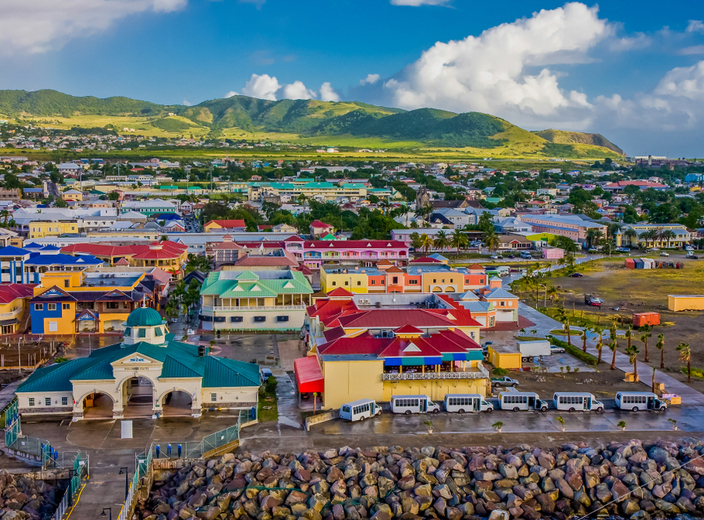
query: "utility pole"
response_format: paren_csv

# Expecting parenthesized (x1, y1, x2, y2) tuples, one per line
(17, 337, 22, 374)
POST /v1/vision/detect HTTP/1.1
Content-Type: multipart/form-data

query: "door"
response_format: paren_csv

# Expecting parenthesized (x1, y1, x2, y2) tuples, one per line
(584, 398, 590, 411)
(473, 398, 479, 412)
(420, 399, 426, 413)
(528, 396, 534, 408)
(647, 397, 654, 410)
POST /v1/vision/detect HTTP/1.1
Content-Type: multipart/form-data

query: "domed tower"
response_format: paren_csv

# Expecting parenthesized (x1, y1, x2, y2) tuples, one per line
(122, 308, 168, 346)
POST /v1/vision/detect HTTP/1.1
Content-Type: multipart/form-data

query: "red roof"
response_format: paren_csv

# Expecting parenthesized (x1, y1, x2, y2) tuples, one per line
(293, 356, 324, 393)
(0, 283, 34, 303)
(62, 241, 186, 259)
(233, 254, 297, 267)
(206, 219, 247, 229)
(310, 220, 333, 229)
(410, 256, 441, 263)
(394, 325, 423, 334)
(303, 240, 407, 249)
(326, 287, 354, 297)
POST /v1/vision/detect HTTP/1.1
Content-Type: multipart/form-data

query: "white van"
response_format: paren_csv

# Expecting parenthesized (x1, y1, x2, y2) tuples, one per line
(444, 394, 493, 413)
(498, 392, 548, 412)
(553, 392, 604, 412)
(615, 392, 667, 412)
(390, 395, 440, 415)
(339, 399, 382, 422)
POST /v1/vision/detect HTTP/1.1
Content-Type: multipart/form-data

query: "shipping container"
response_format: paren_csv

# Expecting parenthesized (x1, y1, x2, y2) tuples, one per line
(633, 312, 660, 327)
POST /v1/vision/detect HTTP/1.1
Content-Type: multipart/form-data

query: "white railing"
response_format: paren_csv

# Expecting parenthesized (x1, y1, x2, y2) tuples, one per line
(382, 368, 490, 381)
(52, 487, 69, 520)
(0, 307, 22, 319)
(201, 305, 306, 312)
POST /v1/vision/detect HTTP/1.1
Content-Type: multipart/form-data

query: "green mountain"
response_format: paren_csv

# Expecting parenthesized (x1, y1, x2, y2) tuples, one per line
(0, 89, 623, 157)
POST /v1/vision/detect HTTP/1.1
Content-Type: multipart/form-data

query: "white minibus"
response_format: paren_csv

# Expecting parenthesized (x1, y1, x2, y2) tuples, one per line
(444, 394, 493, 413)
(553, 392, 604, 412)
(498, 392, 548, 412)
(615, 392, 667, 412)
(339, 399, 382, 421)
(390, 395, 440, 414)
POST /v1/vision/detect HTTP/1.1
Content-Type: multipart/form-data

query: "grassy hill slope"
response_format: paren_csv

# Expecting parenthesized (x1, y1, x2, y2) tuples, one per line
(0, 89, 623, 158)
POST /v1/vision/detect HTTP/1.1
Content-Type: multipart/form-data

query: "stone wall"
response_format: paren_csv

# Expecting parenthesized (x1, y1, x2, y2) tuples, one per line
(135, 439, 704, 520)
(0, 469, 67, 520)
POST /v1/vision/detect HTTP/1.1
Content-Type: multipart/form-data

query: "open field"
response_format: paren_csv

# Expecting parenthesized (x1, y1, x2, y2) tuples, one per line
(530, 257, 704, 391)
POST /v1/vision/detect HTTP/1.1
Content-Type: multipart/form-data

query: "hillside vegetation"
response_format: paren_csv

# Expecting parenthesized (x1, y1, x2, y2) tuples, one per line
(0, 89, 623, 158)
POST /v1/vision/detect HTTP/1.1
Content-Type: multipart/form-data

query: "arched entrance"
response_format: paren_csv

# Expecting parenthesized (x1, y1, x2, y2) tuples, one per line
(122, 376, 154, 417)
(160, 390, 193, 416)
(82, 392, 114, 419)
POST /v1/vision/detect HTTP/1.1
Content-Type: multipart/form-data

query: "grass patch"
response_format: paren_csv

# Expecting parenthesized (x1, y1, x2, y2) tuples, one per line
(549, 329, 584, 336)
(548, 336, 598, 366)
(516, 336, 546, 341)
(539, 306, 615, 330)
(257, 376, 279, 422)
(681, 367, 704, 380)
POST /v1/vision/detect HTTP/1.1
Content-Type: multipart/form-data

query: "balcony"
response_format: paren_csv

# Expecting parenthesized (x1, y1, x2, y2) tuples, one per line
(201, 305, 306, 312)
(382, 367, 489, 381)
(0, 307, 23, 320)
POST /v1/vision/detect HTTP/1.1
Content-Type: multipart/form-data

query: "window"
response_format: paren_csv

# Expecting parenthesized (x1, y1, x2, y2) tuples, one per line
(332, 281, 337, 286)
(155, 327, 163, 337)
(211, 393, 217, 402)
(357, 281, 361, 286)
(230, 316, 243, 323)
(393, 277, 398, 284)
(45, 398, 51, 406)
(29, 398, 34, 407)
(63, 303, 70, 310)
(48, 303, 57, 311)
(381, 279, 385, 285)
(277, 316, 289, 322)
(64, 280, 69, 288)
(34, 304, 43, 311)
(409, 280, 418, 285)
(371, 280, 376, 285)
(124, 327, 132, 336)
(48, 321, 57, 332)
(107, 302, 119, 309)
(500, 301, 505, 307)
(344, 281, 348, 286)
(254, 316, 266, 322)
(138, 328, 146, 338)
(62, 397, 68, 406)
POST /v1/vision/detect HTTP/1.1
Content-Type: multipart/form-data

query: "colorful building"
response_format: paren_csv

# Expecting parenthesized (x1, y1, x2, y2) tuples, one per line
(199, 267, 313, 331)
(16, 307, 260, 420)
(30, 270, 159, 334)
(320, 262, 488, 294)
(283, 237, 410, 269)
(0, 244, 104, 284)
(204, 219, 247, 233)
(295, 325, 488, 409)
(0, 284, 34, 334)
(62, 241, 188, 277)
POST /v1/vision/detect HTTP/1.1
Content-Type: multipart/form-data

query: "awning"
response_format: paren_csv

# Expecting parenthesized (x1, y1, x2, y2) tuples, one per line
(294, 356, 324, 394)
(0, 319, 18, 326)
(442, 351, 484, 362)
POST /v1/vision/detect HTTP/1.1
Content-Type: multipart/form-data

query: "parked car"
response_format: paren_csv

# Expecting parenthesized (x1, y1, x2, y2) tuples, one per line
(507, 254, 515, 259)
(491, 376, 519, 388)
(585, 294, 603, 307)
(550, 345, 566, 354)
(520, 252, 533, 259)
(660, 252, 670, 257)
(570, 272, 584, 278)
(490, 254, 502, 260)
(687, 255, 699, 259)
(616, 247, 630, 252)
(260, 367, 273, 382)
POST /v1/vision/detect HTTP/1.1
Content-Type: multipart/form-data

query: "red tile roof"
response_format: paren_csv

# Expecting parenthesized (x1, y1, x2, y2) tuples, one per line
(62, 241, 186, 259)
(0, 283, 34, 303)
(326, 287, 354, 297)
(310, 220, 334, 229)
(303, 240, 407, 249)
(410, 256, 441, 263)
(233, 254, 298, 267)
(394, 325, 423, 334)
(206, 219, 247, 229)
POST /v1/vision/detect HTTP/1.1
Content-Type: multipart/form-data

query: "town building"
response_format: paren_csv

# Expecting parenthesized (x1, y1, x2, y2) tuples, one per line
(518, 214, 607, 246)
(0, 244, 104, 284)
(120, 199, 178, 216)
(294, 324, 488, 410)
(15, 307, 260, 420)
(619, 223, 691, 248)
(62, 241, 188, 277)
(199, 267, 313, 331)
(0, 284, 34, 334)
(283, 237, 409, 269)
(204, 220, 247, 233)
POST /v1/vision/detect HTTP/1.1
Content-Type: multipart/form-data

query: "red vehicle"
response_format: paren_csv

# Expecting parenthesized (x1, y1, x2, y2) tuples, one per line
(585, 294, 603, 307)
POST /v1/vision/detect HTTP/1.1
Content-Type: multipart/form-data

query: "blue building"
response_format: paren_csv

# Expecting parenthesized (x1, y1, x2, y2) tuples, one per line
(0, 244, 103, 284)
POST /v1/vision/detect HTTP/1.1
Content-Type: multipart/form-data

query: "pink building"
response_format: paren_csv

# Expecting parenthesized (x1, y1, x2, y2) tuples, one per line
(542, 247, 564, 260)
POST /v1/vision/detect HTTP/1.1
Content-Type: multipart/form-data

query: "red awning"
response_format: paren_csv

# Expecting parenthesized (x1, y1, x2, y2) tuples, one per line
(294, 356, 324, 394)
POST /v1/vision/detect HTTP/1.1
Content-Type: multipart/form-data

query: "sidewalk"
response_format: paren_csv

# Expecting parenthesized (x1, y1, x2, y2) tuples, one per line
(518, 303, 704, 405)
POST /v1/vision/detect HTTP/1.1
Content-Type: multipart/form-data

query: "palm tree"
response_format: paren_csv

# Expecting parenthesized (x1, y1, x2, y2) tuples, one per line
(660, 229, 676, 248)
(609, 340, 618, 370)
(547, 286, 558, 306)
(557, 309, 572, 346)
(626, 344, 640, 380)
(582, 327, 591, 353)
(677, 342, 692, 382)
(595, 328, 604, 364)
(640, 326, 652, 363)
(624, 228, 637, 247)
(656, 333, 665, 369)
(483, 230, 500, 252)
(409, 232, 423, 252)
(420, 233, 433, 254)
(625, 326, 633, 352)
(433, 231, 450, 252)
(450, 230, 468, 253)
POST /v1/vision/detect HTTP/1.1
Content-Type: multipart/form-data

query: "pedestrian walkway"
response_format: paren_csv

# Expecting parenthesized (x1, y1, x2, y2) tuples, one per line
(518, 303, 704, 405)
(272, 368, 303, 430)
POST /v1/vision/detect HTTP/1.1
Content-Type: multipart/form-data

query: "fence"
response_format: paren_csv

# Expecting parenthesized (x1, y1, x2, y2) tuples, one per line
(50, 451, 87, 520)
(117, 409, 253, 520)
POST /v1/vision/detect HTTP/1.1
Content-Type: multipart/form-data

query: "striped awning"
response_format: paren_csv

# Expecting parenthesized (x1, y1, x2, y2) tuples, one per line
(384, 356, 443, 366)
(442, 351, 484, 362)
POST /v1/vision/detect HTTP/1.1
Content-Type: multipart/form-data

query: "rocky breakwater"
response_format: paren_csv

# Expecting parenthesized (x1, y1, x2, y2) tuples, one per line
(137, 439, 704, 520)
(0, 470, 66, 520)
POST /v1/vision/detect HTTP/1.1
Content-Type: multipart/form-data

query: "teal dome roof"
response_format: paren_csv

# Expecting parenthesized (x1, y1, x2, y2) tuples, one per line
(126, 308, 163, 327)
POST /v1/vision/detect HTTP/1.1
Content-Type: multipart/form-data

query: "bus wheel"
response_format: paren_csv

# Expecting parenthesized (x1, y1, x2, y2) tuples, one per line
(359, 416, 365, 421)
(569, 407, 575, 412)
(632, 407, 639, 412)
(485, 408, 493, 413)
(540, 406, 548, 412)
(405, 410, 411, 415)
(458, 409, 465, 414)
(596, 407, 604, 413)
(513, 407, 520, 412)
(433, 408, 439, 414)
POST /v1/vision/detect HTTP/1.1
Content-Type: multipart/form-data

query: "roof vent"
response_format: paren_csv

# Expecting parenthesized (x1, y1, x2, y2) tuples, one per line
(198, 345, 208, 357)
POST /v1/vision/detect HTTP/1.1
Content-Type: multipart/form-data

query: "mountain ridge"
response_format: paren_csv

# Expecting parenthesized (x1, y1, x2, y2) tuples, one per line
(0, 89, 623, 157)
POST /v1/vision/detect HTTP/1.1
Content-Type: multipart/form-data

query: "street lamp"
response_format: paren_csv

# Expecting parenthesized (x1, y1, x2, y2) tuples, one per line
(119, 467, 129, 499)
(101, 507, 112, 520)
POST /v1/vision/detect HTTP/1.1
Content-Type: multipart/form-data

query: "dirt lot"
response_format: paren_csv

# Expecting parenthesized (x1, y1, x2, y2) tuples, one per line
(508, 370, 652, 400)
(533, 257, 704, 391)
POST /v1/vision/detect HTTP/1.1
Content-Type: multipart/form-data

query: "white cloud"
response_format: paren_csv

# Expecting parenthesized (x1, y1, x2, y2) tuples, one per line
(390, 0, 450, 5)
(0, 0, 187, 54)
(380, 2, 609, 127)
(319, 82, 340, 102)
(678, 45, 704, 56)
(686, 20, 704, 33)
(609, 32, 651, 51)
(655, 61, 704, 101)
(182, 98, 192, 106)
(282, 81, 316, 100)
(224, 91, 238, 98)
(360, 73, 380, 85)
(241, 73, 281, 101)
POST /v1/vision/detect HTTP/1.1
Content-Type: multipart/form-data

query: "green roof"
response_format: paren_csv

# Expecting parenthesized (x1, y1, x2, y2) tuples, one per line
(126, 308, 163, 327)
(200, 269, 313, 298)
(16, 334, 260, 394)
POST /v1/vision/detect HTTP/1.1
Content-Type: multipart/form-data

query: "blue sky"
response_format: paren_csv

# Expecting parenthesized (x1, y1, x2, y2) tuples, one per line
(2, 0, 704, 155)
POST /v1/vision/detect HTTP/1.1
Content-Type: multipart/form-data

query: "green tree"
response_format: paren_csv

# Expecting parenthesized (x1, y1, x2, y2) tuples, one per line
(625, 344, 640, 379)
(677, 342, 691, 382)
(450, 230, 469, 253)
(483, 230, 500, 252)
(433, 230, 450, 252)
(409, 232, 423, 251)
(420, 233, 433, 254)
(656, 333, 665, 369)
(640, 325, 652, 363)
